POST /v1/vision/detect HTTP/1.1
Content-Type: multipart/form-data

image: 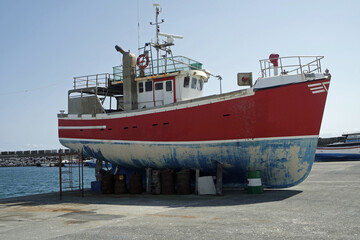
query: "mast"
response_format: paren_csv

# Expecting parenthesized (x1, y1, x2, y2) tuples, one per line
(150, 3, 163, 75)
(137, 0, 140, 54)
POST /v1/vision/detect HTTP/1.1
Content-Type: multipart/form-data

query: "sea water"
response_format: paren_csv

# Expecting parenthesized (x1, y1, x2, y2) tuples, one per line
(0, 166, 96, 199)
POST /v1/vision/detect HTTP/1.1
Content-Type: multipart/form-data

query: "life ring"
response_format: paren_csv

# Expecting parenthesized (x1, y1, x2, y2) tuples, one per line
(137, 54, 150, 69)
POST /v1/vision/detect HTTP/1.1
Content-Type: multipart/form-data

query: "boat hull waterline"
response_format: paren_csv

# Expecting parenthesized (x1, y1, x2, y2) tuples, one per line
(59, 79, 330, 188)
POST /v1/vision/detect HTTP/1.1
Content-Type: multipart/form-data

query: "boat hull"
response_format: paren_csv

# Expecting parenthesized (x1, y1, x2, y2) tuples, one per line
(61, 136, 317, 188)
(315, 146, 360, 161)
(59, 78, 330, 188)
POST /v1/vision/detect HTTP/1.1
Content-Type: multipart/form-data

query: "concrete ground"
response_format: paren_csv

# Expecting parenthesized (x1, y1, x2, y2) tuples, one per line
(0, 161, 359, 240)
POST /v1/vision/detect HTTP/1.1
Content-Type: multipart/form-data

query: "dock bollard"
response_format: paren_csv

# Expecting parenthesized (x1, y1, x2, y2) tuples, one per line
(247, 170, 263, 194)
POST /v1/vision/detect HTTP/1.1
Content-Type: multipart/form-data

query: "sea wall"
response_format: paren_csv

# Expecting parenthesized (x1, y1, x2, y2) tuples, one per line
(0, 149, 79, 167)
(0, 156, 59, 167)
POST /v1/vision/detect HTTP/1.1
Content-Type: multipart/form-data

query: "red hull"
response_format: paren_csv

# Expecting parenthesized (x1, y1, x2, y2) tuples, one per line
(59, 79, 329, 142)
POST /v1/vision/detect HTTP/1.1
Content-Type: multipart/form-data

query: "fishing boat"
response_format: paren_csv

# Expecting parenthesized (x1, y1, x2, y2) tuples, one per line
(58, 4, 331, 188)
(315, 133, 360, 161)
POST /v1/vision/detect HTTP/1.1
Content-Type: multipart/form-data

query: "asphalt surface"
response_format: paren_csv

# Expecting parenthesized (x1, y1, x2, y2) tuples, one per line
(0, 161, 359, 239)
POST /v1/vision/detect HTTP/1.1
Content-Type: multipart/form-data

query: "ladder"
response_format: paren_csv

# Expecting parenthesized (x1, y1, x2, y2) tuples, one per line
(58, 149, 84, 199)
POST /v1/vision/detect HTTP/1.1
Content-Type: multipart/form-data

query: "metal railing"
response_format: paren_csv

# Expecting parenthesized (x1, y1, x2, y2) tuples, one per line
(113, 55, 203, 81)
(259, 56, 324, 78)
(73, 73, 113, 89)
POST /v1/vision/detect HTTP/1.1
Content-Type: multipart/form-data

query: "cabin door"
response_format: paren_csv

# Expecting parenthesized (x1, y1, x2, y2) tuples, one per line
(163, 80, 174, 105)
(154, 82, 164, 106)
(154, 79, 175, 106)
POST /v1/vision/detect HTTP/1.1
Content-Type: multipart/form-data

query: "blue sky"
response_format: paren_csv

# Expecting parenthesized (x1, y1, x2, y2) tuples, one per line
(0, 0, 359, 151)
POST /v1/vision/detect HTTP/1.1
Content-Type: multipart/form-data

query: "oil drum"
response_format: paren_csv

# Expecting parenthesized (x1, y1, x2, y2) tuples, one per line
(176, 169, 191, 194)
(247, 170, 263, 194)
(101, 172, 114, 194)
(114, 174, 127, 194)
(129, 173, 142, 194)
(161, 169, 175, 194)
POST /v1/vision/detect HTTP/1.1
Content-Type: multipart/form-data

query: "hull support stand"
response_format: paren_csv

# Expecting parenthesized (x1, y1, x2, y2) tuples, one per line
(146, 168, 152, 193)
(216, 162, 223, 195)
(195, 169, 200, 195)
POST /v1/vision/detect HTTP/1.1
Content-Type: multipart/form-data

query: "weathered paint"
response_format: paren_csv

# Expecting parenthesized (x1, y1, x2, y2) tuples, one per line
(60, 136, 318, 188)
(58, 77, 330, 188)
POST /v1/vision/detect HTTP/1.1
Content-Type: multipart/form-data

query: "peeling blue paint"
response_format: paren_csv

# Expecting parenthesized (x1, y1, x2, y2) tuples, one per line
(60, 137, 318, 188)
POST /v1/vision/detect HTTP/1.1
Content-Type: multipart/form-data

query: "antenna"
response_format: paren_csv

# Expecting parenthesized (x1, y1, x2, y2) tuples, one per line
(150, 3, 164, 74)
(137, 0, 140, 54)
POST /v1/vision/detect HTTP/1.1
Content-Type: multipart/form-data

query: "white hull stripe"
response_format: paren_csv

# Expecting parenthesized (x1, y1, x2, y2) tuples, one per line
(59, 125, 106, 130)
(312, 89, 326, 94)
(310, 86, 324, 90)
(308, 81, 330, 94)
(307, 83, 322, 87)
(59, 135, 318, 145)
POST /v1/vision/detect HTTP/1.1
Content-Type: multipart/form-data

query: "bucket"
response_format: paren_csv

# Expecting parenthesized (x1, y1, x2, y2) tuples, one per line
(247, 170, 263, 194)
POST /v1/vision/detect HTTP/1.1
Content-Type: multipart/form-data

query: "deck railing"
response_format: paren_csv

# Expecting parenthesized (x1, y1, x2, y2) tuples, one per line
(259, 56, 324, 78)
(73, 73, 113, 90)
(113, 55, 203, 82)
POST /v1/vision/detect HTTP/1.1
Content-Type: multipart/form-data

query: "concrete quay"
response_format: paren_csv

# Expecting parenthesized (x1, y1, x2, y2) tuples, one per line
(0, 161, 359, 239)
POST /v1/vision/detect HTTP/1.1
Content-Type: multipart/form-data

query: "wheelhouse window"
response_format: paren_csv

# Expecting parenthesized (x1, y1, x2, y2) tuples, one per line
(145, 81, 153, 92)
(155, 82, 163, 90)
(198, 79, 203, 91)
(183, 77, 190, 88)
(191, 77, 197, 89)
(166, 81, 172, 91)
(139, 82, 144, 93)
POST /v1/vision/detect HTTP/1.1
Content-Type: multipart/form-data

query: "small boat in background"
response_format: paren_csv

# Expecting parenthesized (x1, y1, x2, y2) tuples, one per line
(315, 133, 360, 161)
(85, 159, 112, 168)
(61, 159, 81, 167)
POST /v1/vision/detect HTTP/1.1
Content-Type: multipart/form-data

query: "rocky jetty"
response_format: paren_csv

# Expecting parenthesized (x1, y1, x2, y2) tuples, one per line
(0, 149, 79, 167)
(0, 156, 59, 167)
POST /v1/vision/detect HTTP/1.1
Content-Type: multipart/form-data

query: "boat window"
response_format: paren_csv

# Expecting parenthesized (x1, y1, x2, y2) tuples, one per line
(145, 81, 152, 92)
(166, 81, 172, 91)
(183, 77, 190, 88)
(198, 79, 203, 91)
(191, 77, 197, 89)
(139, 82, 144, 93)
(155, 82, 163, 90)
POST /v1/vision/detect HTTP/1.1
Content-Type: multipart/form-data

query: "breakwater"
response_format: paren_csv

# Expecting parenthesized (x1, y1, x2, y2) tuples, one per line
(0, 156, 59, 167)
(0, 149, 79, 167)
